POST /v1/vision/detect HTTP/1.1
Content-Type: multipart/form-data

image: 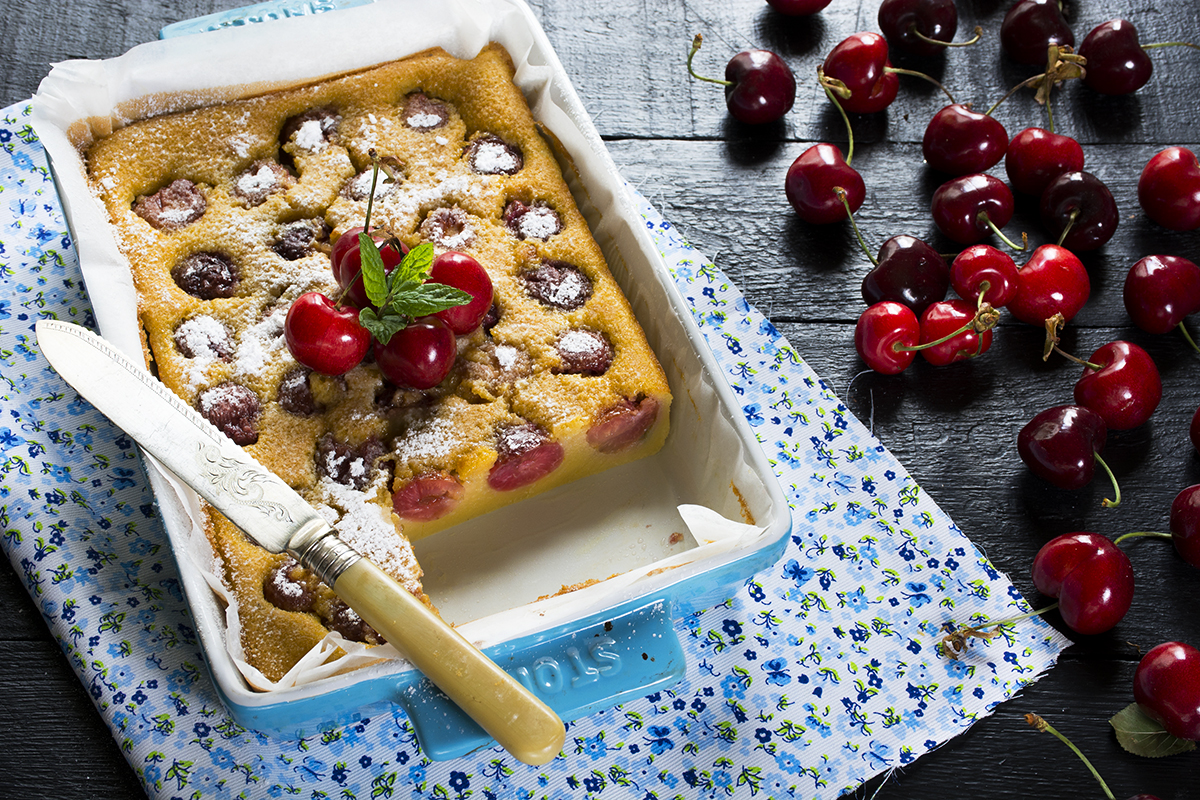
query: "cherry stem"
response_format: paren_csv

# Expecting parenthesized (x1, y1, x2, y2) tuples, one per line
(910, 24, 983, 49)
(1055, 207, 1079, 247)
(1176, 321, 1200, 354)
(1143, 41, 1200, 52)
(978, 212, 1027, 251)
(1094, 451, 1121, 508)
(885, 66, 955, 104)
(985, 74, 1041, 117)
(1113, 530, 1172, 546)
(1025, 714, 1117, 800)
(687, 34, 733, 87)
(937, 604, 1058, 660)
(819, 79, 857, 165)
(840, 188, 874, 261)
(334, 153, 384, 308)
(1046, 343, 1102, 372)
(895, 303, 998, 354)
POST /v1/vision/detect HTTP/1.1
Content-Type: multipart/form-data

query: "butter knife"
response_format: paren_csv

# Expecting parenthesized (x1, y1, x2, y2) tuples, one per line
(35, 318, 565, 766)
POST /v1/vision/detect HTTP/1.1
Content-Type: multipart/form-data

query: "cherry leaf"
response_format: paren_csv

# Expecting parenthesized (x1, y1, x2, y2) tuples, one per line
(358, 232, 389, 307)
(1109, 702, 1197, 758)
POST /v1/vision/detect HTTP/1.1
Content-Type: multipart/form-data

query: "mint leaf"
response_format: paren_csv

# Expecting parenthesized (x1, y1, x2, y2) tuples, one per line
(1109, 702, 1197, 758)
(391, 241, 435, 287)
(359, 232, 389, 307)
(386, 284, 473, 319)
(357, 307, 409, 346)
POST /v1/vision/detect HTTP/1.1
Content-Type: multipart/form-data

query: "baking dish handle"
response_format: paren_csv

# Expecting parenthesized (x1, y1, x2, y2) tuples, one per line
(395, 599, 686, 761)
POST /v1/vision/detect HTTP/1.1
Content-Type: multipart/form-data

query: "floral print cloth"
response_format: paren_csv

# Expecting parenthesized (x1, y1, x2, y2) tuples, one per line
(0, 100, 1068, 800)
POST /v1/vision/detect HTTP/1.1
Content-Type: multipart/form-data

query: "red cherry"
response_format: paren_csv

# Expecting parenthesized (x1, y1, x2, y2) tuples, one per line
(331, 226, 406, 308)
(922, 104, 1008, 176)
(861, 234, 949, 315)
(766, 0, 833, 16)
(723, 49, 797, 125)
(1133, 641, 1200, 740)
(392, 471, 464, 522)
(1122, 255, 1200, 335)
(1039, 171, 1120, 252)
(822, 32, 900, 114)
(1078, 19, 1154, 95)
(1073, 341, 1162, 431)
(1007, 244, 1090, 327)
(373, 316, 457, 390)
(877, 0, 959, 58)
(1031, 532, 1133, 635)
(1170, 484, 1200, 569)
(283, 292, 371, 376)
(785, 144, 866, 224)
(1192, 406, 1200, 455)
(854, 301, 919, 374)
(1005, 127, 1085, 196)
(429, 251, 494, 334)
(918, 298, 992, 366)
(930, 173, 1015, 245)
(1017, 404, 1107, 491)
(1138, 147, 1200, 231)
(950, 244, 1019, 307)
(1000, 0, 1073, 66)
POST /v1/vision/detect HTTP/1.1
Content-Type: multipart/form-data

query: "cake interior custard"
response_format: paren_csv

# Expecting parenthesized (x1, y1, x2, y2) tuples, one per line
(84, 43, 672, 684)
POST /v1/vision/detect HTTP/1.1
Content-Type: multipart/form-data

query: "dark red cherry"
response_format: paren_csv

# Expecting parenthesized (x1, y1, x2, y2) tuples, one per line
(1073, 341, 1162, 431)
(922, 104, 1008, 176)
(950, 244, 1019, 307)
(1122, 255, 1200, 335)
(1000, 0, 1073, 66)
(1040, 171, 1119, 252)
(918, 298, 992, 365)
(373, 316, 457, 390)
(331, 226, 406, 308)
(429, 251, 494, 334)
(822, 32, 900, 114)
(878, 0, 959, 58)
(284, 292, 371, 376)
(724, 50, 797, 125)
(766, 0, 833, 14)
(1192, 406, 1200, 455)
(1079, 19, 1153, 95)
(1138, 147, 1200, 231)
(1005, 127, 1085, 196)
(1031, 532, 1133, 635)
(861, 235, 949, 314)
(785, 144, 866, 224)
(1133, 641, 1200, 740)
(1017, 404, 1107, 491)
(1170, 484, 1200, 569)
(931, 173, 1014, 245)
(1007, 244, 1090, 326)
(854, 301, 919, 374)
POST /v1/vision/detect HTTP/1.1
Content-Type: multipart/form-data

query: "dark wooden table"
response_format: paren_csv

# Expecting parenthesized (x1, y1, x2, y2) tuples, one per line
(3, 1, 1199, 797)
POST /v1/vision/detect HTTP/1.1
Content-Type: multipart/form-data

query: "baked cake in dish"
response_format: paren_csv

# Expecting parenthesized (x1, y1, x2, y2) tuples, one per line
(84, 43, 672, 684)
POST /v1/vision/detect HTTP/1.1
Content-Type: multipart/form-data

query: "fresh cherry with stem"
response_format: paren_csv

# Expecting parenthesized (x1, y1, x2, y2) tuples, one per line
(1056, 338, 1162, 431)
(917, 297, 997, 365)
(819, 31, 953, 114)
(1133, 641, 1200, 742)
(1031, 531, 1134, 635)
(922, 103, 1008, 176)
(687, 34, 796, 125)
(1079, 19, 1200, 96)
(1112, 483, 1200, 570)
(1025, 713, 1161, 800)
(1000, 0, 1073, 66)
(283, 292, 372, 376)
(1005, 127, 1085, 196)
(950, 244, 1019, 308)
(1006, 244, 1090, 328)
(1122, 255, 1200, 349)
(854, 301, 919, 374)
(1017, 404, 1120, 506)
(785, 83, 865, 224)
(1040, 170, 1120, 252)
(877, 0, 982, 58)
(1138, 146, 1200, 232)
(930, 173, 1020, 247)
(860, 234, 950, 315)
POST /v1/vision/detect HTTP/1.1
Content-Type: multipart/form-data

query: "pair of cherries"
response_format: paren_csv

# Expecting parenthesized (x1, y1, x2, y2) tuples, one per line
(283, 228, 493, 389)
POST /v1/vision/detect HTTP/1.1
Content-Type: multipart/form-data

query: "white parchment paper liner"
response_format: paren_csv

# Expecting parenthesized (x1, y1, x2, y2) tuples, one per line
(32, 0, 788, 698)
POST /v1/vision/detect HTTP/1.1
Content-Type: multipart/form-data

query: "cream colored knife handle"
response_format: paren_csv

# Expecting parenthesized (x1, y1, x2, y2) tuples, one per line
(332, 557, 565, 766)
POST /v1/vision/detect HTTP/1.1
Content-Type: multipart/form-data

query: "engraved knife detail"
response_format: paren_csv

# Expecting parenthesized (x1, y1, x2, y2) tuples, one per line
(195, 442, 295, 523)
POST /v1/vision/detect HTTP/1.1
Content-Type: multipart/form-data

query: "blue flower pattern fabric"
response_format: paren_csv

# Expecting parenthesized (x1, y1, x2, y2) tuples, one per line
(0, 102, 1067, 800)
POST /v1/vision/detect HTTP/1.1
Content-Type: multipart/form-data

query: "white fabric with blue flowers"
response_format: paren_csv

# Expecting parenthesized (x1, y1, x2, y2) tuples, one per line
(0, 100, 1068, 800)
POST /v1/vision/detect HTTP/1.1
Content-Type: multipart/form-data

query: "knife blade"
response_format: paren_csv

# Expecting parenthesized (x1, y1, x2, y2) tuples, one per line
(35, 318, 565, 765)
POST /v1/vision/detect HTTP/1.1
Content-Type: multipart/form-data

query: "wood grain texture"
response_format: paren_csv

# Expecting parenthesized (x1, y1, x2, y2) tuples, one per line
(2, 0, 1199, 798)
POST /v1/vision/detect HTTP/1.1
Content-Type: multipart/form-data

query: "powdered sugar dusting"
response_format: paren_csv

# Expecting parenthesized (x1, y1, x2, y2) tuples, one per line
(234, 306, 288, 378)
(495, 344, 518, 370)
(406, 112, 443, 131)
(518, 207, 560, 240)
(318, 478, 421, 590)
(393, 407, 462, 464)
(293, 118, 330, 153)
(472, 140, 519, 174)
(235, 163, 282, 197)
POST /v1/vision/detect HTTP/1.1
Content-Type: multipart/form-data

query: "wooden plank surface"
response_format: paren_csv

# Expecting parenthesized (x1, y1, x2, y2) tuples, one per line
(2, 1, 1199, 798)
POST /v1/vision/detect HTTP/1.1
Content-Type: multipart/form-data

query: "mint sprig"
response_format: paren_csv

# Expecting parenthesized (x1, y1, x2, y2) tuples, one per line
(356, 240, 471, 345)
